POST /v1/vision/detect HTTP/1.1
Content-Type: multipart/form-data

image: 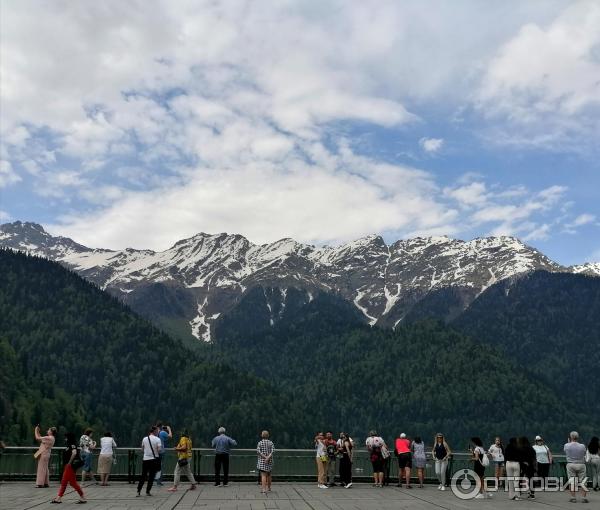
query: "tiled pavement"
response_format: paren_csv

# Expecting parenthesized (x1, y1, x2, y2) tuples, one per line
(0, 481, 595, 510)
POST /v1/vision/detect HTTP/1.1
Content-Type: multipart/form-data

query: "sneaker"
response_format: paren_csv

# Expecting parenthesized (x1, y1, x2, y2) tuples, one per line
(318, 484, 328, 489)
(190, 485, 197, 490)
(569, 498, 577, 503)
(440, 486, 446, 491)
(512, 496, 521, 501)
(475, 494, 485, 499)
(582, 498, 589, 503)
(167, 487, 177, 492)
(223, 484, 229, 487)
(345, 483, 352, 488)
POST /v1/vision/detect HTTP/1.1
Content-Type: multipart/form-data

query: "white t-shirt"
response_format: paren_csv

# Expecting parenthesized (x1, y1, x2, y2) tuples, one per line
(315, 440, 326, 458)
(533, 444, 550, 463)
(474, 446, 485, 458)
(142, 435, 162, 461)
(100, 437, 117, 455)
(489, 444, 504, 462)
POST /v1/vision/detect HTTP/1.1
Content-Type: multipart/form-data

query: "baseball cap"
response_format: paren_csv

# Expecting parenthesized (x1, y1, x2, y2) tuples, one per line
(535, 435, 542, 441)
(400, 433, 406, 438)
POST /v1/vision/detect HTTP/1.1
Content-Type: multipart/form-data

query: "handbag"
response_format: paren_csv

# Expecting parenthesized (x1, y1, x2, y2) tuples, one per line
(178, 458, 189, 467)
(381, 445, 390, 459)
(71, 450, 84, 470)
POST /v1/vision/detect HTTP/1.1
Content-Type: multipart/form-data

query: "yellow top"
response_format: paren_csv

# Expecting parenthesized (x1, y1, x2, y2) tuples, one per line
(177, 437, 192, 460)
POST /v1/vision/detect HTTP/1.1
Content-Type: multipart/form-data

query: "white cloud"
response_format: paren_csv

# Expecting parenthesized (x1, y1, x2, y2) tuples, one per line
(523, 223, 551, 241)
(443, 182, 487, 208)
(419, 137, 444, 154)
(52, 144, 459, 250)
(477, 1, 600, 148)
(0, 0, 593, 251)
(0, 160, 21, 187)
(571, 213, 596, 227)
(0, 210, 11, 222)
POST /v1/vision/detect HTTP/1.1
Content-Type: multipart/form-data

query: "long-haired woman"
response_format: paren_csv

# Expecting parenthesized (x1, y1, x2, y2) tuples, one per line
(587, 437, 600, 491)
(339, 432, 353, 489)
(431, 433, 451, 490)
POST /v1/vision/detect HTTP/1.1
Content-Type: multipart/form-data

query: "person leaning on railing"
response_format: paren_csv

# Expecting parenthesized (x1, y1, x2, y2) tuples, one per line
(97, 432, 117, 486)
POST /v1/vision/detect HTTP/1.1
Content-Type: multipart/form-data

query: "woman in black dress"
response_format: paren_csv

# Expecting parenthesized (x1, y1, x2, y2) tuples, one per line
(339, 432, 353, 489)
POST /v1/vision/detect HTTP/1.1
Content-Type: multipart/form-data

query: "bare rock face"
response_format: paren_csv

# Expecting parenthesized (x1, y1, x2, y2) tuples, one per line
(2, 221, 589, 342)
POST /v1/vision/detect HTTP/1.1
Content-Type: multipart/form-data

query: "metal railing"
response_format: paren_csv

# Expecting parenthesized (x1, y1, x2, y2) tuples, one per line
(0, 447, 570, 483)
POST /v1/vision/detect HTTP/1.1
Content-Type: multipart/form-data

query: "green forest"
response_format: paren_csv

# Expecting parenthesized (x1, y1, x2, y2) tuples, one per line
(1, 249, 598, 449)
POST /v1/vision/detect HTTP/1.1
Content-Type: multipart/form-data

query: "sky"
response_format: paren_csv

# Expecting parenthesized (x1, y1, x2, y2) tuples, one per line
(1, 0, 599, 265)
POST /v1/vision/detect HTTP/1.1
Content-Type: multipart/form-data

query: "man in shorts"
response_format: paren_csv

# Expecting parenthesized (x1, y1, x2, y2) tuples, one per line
(395, 433, 412, 488)
(564, 431, 589, 504)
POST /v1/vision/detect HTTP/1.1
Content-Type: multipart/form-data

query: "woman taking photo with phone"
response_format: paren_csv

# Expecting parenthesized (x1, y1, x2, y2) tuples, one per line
(34, 424, 57, 488)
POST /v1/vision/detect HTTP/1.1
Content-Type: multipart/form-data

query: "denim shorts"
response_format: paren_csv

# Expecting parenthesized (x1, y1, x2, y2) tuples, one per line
(81, 451, 93, 472)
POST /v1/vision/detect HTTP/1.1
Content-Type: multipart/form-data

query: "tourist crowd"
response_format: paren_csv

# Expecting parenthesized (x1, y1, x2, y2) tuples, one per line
(24, 423, 599, 504)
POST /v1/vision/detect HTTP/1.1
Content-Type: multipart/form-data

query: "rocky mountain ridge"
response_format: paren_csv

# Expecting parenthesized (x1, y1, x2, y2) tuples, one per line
(1, 221, 598, 341)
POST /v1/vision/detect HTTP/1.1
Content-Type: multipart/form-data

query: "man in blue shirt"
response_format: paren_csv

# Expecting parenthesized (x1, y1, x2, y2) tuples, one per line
(211, 427, 237, 486)
(154, 423, 172, 486)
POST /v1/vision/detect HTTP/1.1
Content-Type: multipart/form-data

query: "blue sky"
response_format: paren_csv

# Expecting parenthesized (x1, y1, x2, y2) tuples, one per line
(1, 0, 599, 265)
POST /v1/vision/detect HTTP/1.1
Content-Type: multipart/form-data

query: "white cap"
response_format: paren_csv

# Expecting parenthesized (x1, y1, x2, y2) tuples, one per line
(400, 433, 406, 438)
(535, 435, 542, 441)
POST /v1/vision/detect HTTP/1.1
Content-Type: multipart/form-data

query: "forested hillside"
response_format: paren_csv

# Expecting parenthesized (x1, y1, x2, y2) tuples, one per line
(453, 271, 600, 407)
(211, 286, 598, 445)
(0, 249, 308, 445)
(1, 249, 597, 448)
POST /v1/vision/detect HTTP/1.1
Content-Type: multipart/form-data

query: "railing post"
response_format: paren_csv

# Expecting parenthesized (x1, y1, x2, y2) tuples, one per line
(128, 449, 136, 484)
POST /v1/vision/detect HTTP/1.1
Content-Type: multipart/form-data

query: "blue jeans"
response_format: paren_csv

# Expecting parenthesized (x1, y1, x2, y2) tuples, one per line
(81, 451, 93, 472)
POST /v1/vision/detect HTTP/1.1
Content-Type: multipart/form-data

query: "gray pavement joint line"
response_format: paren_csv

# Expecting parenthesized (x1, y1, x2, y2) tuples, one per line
(20, 480, 95, 509)
(390, 486, 451, 510)
(167, 487, 189, 510)
(291, 487, 318, 510)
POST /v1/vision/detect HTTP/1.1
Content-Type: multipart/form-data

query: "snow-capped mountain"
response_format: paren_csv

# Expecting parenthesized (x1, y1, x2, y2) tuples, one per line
(571, 262, 600, 277)
(1, 221, 595, 341)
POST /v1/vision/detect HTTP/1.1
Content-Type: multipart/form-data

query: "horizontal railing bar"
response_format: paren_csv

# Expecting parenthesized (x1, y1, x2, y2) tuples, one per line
(0, 446, 569, 459)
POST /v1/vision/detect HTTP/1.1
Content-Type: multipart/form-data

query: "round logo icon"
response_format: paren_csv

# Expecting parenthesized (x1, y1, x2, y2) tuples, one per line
(450, 468, 480, 500)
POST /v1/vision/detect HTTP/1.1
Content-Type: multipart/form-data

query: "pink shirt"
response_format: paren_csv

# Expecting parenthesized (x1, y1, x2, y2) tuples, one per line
(395, 438, 410, 454)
